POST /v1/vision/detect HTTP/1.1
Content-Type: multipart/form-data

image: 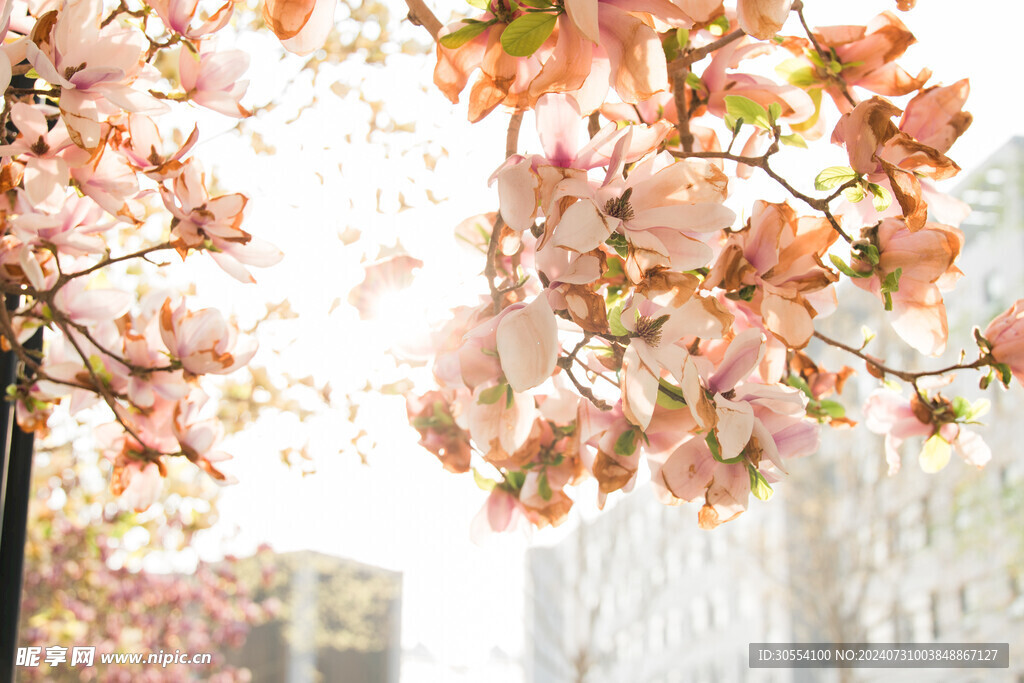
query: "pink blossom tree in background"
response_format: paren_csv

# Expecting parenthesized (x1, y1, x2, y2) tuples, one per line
(17, 444, 277, 682)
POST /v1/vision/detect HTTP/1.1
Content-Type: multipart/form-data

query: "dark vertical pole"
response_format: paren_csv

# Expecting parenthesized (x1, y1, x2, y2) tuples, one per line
(0, 72, 43, 682)
(0, 294, 43, 681)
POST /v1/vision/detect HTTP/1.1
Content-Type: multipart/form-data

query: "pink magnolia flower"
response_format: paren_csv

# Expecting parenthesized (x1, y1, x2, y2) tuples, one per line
(551, 152, 735, 283)
(119, 114, 199, 181)
(0, 103, 74, 210)
(832, 97, 962, 231)
(984, 300, 1024, 387)
(160, 160, 282, 282)
(8, 193, 112, 275)
(619, 272, 732, 430)
(159, 298, 258, 375)
(26, 0, 168, 149)
(263, 0, 337, 55)
(467, 382, 540, 463)
(528, 0, 687, 113)
(172, 389, 235, 482)
(179, 46, 251, 118)
(64, 138, 143, 222)
(736, 0, 792, 40)
(495, 294, 559, 393)
(470, 486, 525, 542)
(434, 11, 548, 123)
(851, 218, 963, 356)
(492, 93, 670, 233)
(407, 390, 474, 473)
(789, 11, 931, 113)
(148, 0, 233, 39)
(704, 201, 838, 349)
(863, 388, 991, 475)
(652, 329, 819, 527)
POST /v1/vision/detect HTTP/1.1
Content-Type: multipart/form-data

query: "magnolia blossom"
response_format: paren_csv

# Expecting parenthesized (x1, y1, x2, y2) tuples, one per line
(832, 97, 963, 230)
(0, 103, 73, 210)
(791, 11, 931, 112)
(263, 0, 337, 55)
(551, 152, 735, 283)
(26, 0, 167, 149)
(159, 298, 258, 376)
(863, 388, 991, 474)
(984, 300, 1024, 387)
(148, 0, 233, 39)
(705, 201, 838, 348)
(179, 47, 251, 118)
(160, 160, 282, 281)
(619, 272, 732, 430)
(851, 218, 963, 356)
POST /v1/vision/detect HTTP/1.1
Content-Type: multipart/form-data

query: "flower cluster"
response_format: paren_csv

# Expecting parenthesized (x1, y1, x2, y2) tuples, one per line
(0, 0, 287, 510)
(392, 0, 1024, 533)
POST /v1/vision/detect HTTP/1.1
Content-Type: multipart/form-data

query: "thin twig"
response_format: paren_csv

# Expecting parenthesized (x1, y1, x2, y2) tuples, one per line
(403, 0, 443, 41)
(813, 330, 989, 385)
(791, 0, 857, 109)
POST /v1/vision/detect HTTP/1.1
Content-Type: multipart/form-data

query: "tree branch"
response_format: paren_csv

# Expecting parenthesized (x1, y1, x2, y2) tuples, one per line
(404, 0, 443, 41)
(813, 330, 989, 385)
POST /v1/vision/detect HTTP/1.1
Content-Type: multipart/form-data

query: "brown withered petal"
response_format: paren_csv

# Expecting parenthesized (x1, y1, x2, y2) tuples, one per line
(560, 284, 609, 334)
(593, 450, 636, 494)
(882, 159, 928, 231)
(636, 271, 700, 307)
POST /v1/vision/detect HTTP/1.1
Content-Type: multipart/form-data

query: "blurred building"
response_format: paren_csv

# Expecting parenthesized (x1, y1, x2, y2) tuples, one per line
(229, 550, 402, 683)
(525, 138, 1024, 683)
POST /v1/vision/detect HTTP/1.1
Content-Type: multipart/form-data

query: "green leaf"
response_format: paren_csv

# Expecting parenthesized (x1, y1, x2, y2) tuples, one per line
(500, 12, 556, 57)
(505, 384, 514, 409)
(439, 20, 490, 49)
(842, 184, 865, 203)
(724, 95, 771, 129)
(786, 375, 813, 398)
(768, 102, 782, 125)
(814, 166, 858, 191)
(656, 379, 687, 410)
(749, 465, 774, 501)
(608, 300, 628, 337)
(860, 325, 876, 348)
(615, 428, 639, 457)
(995, 362, 1013, 388)
(605, 231, 629, 259)
(538, 471, 553, 501)
(472, 468, 497, 491)
(707, 432, 744, 464)
(519, 0, 551, 6)
(478, 383, 507, 405)
(779, 133, 807, 148)
(881, 267, 902, 312)
(868, 183, 892, 212)
(775, 58, 818, 87)
(919, 434, 951, 473)
(725, 284, 756, 302)
(676, 28, 689, 50)
(818, 400, 846, 419)
(854, 242, 880, 266)
(829, 254, 872, 279)
(685, 72, 704, 93)
(708, 14, 729, 36)
(505, 470, 526, 491)
(466, 0, 489, 8)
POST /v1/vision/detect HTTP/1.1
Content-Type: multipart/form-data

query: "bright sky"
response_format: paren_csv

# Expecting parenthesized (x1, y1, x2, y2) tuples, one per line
(170, 0, 1024, 675)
